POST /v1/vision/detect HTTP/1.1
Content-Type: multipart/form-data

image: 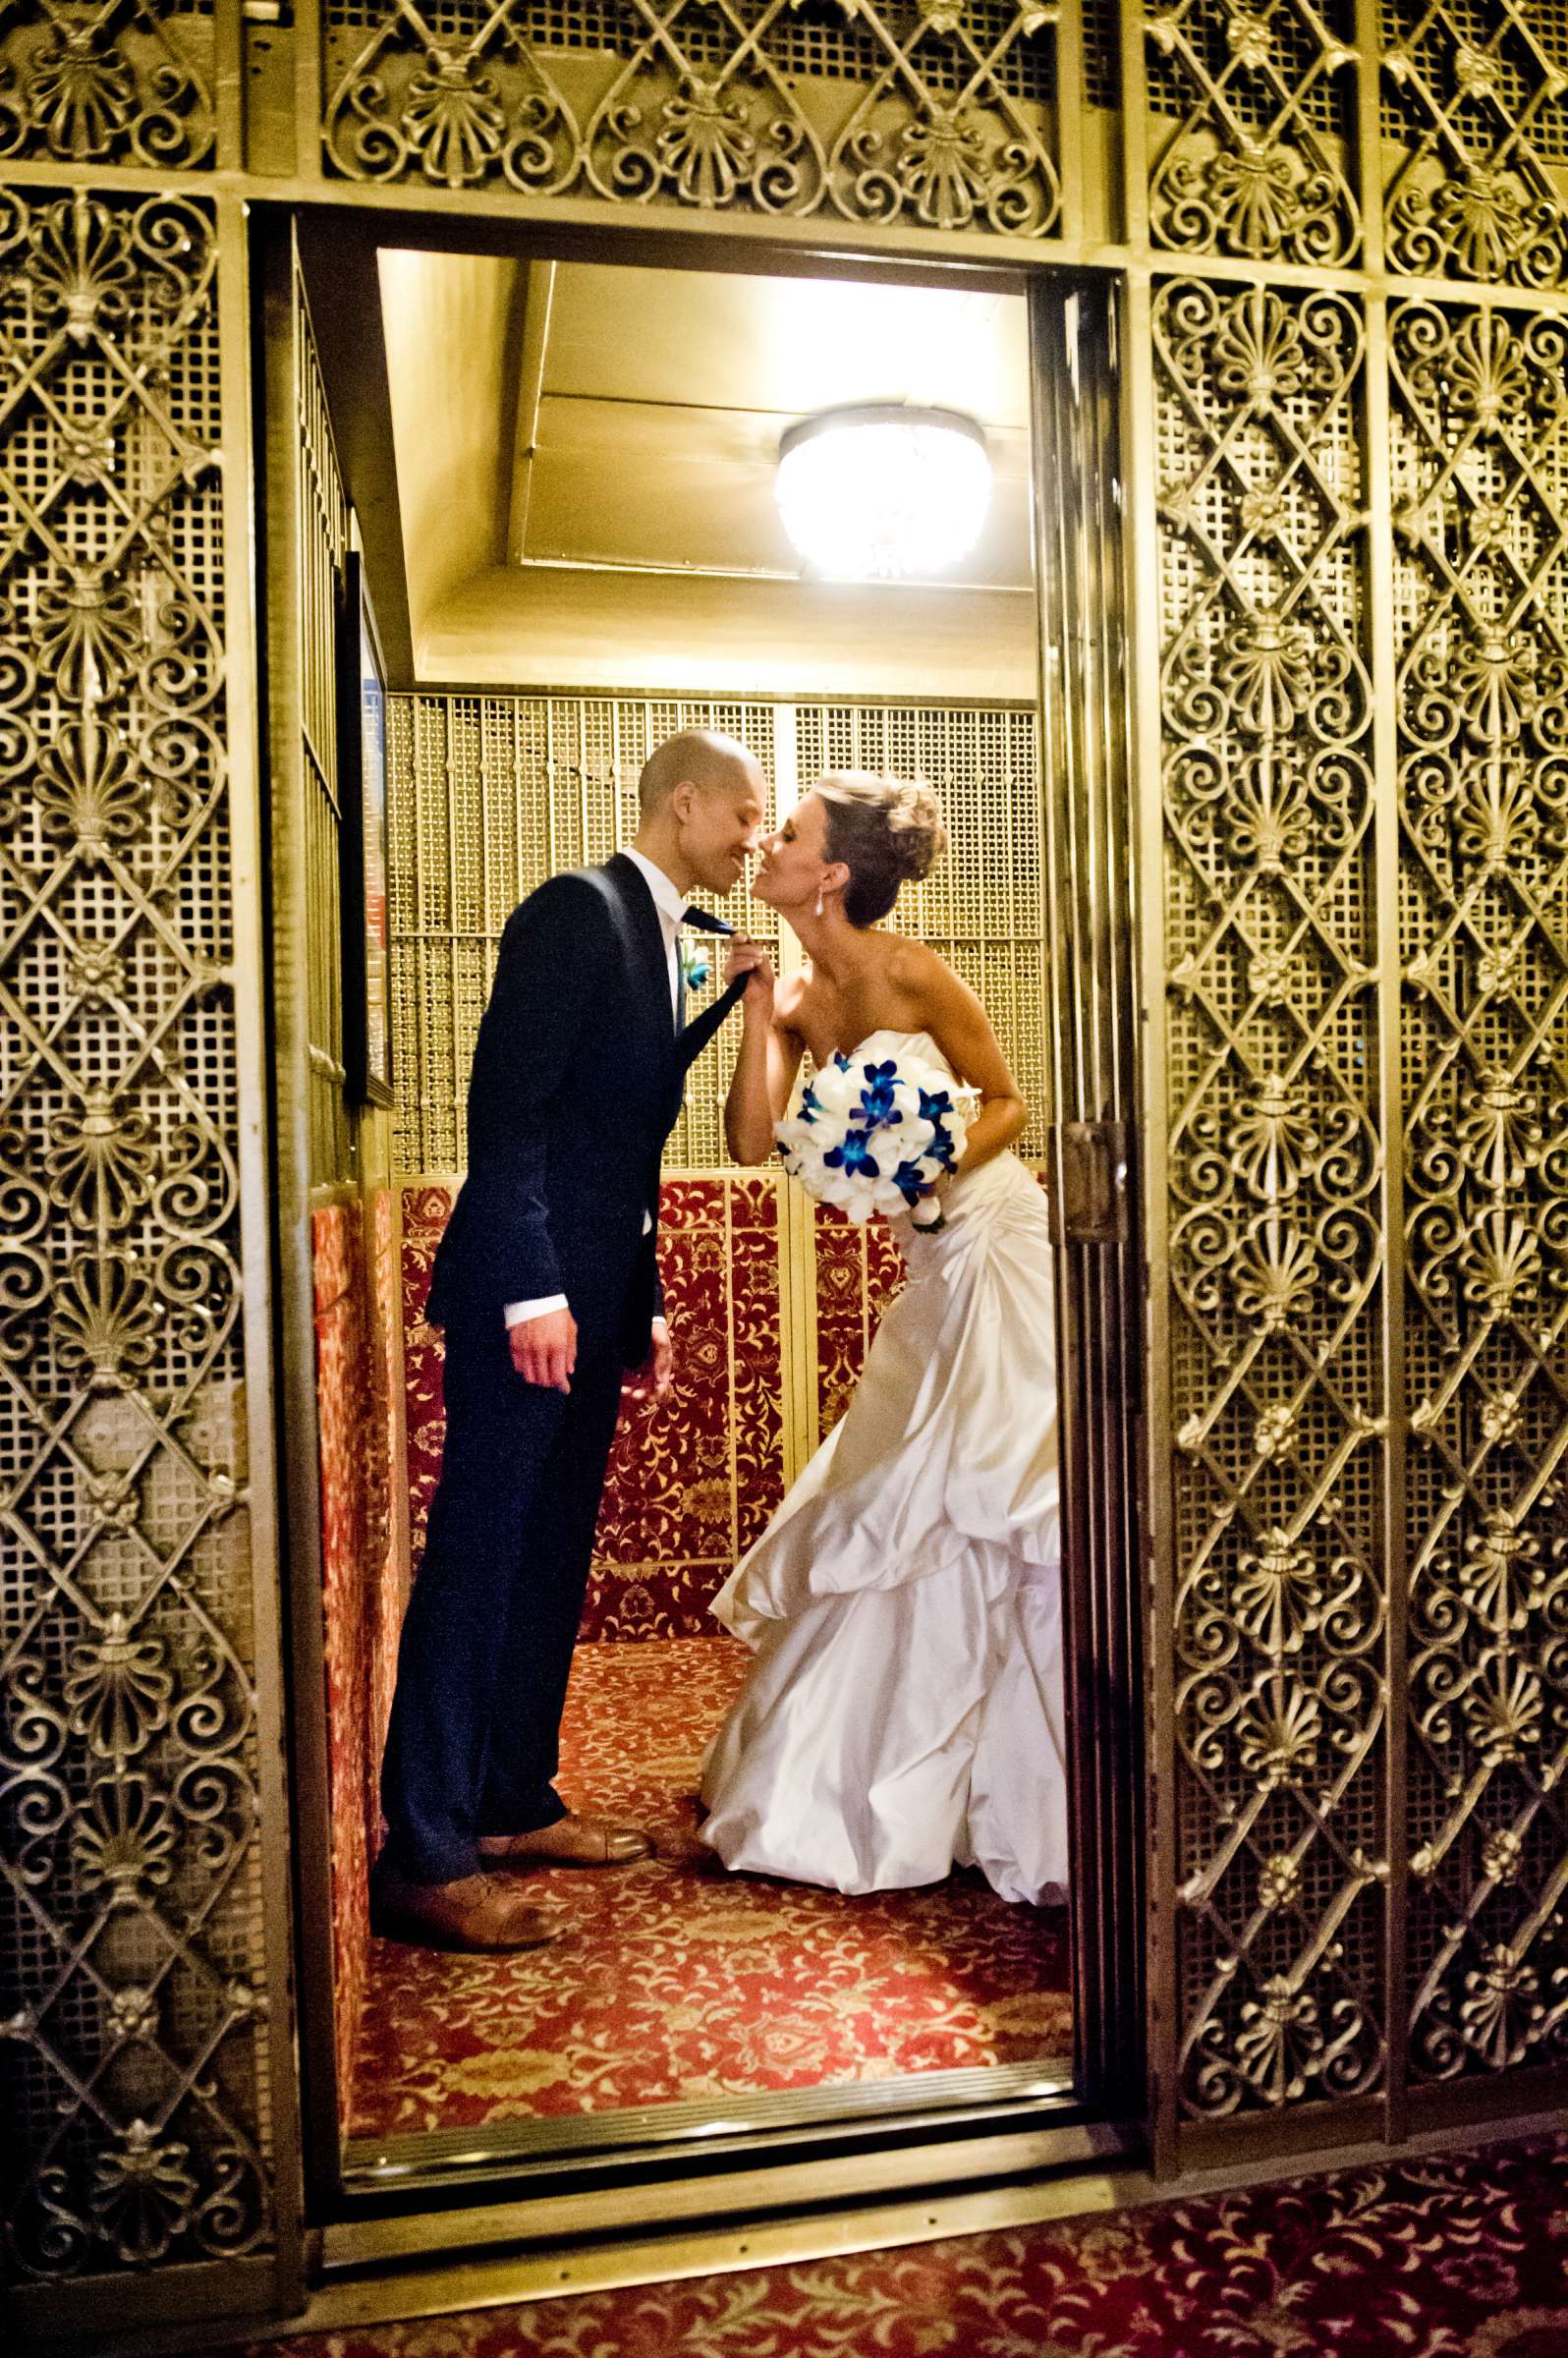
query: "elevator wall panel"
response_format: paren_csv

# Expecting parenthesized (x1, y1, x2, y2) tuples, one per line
(0, 189, 285, 2298)
(1149, 273, 1389, 2129)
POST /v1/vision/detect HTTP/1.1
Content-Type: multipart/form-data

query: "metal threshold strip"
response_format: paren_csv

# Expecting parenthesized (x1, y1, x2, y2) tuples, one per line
(308, 2150, 1147, 2350)
(340, 2052, 1077, 2194)
(326, 2074, 1127, 2281)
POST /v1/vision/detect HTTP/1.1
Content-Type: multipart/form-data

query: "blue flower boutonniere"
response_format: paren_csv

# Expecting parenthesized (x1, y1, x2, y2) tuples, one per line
(678, 935, 712, 992)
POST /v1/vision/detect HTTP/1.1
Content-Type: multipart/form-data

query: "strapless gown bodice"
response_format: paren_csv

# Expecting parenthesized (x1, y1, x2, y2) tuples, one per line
(699, 1031, 1068, 1904)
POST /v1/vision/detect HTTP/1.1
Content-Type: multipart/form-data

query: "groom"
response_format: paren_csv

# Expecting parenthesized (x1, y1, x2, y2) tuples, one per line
(376, 729, 767, 1950)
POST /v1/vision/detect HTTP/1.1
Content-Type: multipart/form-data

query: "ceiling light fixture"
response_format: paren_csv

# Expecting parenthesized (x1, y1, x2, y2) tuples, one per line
(775, 403, 991, 582)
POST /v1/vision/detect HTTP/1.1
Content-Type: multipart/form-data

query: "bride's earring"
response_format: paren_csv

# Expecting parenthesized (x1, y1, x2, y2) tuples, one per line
(814, 885, 824, 918)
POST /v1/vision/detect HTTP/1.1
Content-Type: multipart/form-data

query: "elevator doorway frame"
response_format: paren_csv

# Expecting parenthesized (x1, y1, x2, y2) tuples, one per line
(261, 201, 1148, 2260)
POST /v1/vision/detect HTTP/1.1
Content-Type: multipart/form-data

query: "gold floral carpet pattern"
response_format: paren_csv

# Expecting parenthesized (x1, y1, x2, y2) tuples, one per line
(351, 1638, 1070, 2134)
(252, 2134, 1568, 2357)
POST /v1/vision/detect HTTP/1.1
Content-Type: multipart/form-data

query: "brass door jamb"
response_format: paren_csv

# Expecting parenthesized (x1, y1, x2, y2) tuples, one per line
(276, 208, 1148, 2236)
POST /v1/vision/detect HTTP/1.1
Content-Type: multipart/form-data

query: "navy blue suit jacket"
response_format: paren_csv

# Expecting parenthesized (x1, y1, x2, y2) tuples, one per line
(426, 854, 743, 1364)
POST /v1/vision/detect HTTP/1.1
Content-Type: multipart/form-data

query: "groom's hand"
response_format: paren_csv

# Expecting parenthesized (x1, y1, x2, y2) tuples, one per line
(511, 1304, 577, 1391)
(627, 1318, 674, 1401)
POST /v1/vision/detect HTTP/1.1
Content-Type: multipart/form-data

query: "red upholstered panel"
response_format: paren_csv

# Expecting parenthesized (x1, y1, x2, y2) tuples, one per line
(583, 1177, 735, 1639)
(396, 1178, 789, 1639)
(812, 1203, 867, 1438)
(311, 1197, 372, 2106)
(399, 1183, 452, 1586)
(731, 1176, 787, 1555)
(812, 1204, 908, 1440)
(364, 1187, 406, 1860)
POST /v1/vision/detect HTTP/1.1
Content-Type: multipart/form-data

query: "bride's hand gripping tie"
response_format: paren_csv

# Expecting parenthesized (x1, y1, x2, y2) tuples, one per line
(725, 937, 775, 1025)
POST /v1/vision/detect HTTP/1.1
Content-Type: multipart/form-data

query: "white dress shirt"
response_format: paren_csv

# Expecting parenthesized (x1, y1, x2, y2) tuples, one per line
(623, 844, 686, 1020)
(505, 847, 683, 1332)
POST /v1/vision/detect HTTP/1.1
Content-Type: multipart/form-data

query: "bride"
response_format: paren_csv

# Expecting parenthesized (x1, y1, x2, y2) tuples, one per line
(700, 771, 1069, 1906)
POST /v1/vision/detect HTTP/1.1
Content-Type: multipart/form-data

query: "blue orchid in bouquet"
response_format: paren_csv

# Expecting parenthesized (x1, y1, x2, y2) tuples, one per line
(774, 1044, 978, 1230)
(857, 1060, 901, 1123)
(823, 1129, 883, 1179)
(892, 1156, 935, 1205)
(919, 1087, 960, 1151)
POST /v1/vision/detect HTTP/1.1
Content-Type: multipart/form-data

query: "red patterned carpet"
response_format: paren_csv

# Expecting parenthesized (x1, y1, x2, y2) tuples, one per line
(351, 1638, 1070, 2136)
(250, 2134, 1568, 2357)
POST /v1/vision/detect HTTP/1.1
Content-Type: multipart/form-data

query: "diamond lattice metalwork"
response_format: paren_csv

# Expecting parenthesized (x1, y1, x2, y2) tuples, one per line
(0, 189, 270, 2277)
(1389, 296, 1568, 2082)
(1144, 0, 1361, 263)
(1154, 275, 1387, 2117)
(1382, 2, 1568, 291)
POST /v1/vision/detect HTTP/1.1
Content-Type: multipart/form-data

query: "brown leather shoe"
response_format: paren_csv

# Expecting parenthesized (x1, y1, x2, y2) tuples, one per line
(477, 1815, 652, 1869)
(373, 1870, 562, 1950)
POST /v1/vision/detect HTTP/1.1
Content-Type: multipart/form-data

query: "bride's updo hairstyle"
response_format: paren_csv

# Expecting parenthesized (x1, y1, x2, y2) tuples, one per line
(815, 771, 948, 926)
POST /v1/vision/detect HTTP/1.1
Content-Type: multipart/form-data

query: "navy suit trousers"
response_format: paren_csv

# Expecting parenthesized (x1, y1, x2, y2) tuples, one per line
(377, 1312, 625, 1886)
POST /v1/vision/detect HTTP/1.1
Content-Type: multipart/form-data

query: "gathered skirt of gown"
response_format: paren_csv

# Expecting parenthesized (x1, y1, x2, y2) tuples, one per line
(700, 1039, 1069, 1905)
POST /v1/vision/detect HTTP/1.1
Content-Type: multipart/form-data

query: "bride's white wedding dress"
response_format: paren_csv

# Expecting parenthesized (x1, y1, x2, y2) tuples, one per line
(700, 1029, 1069, 1905)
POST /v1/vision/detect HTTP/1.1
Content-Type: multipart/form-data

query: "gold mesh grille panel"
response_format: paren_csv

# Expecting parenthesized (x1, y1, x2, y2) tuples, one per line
(1153, 278, 1388, 2119)
(319, 0, 1061, 235)
(386, 696, 781, 1171)
(387, 697, 1045, 1178)
(1081, 0, 1120, 109)
(1389, 299, 1568, 2083)
(793, 703, 1047, 1162)
(0, 191, 271, 2276)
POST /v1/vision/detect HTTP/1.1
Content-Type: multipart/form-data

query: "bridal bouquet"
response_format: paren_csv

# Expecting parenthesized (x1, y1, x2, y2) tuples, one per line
(775, 1048, 977, 1230)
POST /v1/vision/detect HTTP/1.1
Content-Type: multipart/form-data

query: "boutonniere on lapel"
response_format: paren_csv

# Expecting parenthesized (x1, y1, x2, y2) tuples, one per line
(676, 904, 732, 996)
(678, 932, 712, 993)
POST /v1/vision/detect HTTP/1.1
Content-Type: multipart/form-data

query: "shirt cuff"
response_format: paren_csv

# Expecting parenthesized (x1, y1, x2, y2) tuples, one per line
(504, 1293, 569, 1327)
(651, 1314, 669, 1333)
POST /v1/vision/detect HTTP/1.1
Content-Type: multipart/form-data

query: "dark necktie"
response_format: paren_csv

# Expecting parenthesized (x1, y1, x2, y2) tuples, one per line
(674, 907, 746, 1075)
(679, 906, 735, 938)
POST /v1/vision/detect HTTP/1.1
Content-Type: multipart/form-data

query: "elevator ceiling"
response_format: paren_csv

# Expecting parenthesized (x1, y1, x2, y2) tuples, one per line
(374, 251, 1037, 698)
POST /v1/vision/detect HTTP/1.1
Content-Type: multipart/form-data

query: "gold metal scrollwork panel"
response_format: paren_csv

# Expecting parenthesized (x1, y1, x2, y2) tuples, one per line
(0, 193, 270, 2276)
(1142, 0, 1361, 265)
(1389, 297, 1568, 2084)
(1155, 276, 1388, 2120)
(321, 0, 1061, 237)
(0, 1, 216, 170)
(1381, 4, 1568, 292)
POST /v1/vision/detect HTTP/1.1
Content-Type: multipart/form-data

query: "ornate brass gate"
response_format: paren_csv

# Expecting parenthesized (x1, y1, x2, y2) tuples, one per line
(0, 189, 298, 2323)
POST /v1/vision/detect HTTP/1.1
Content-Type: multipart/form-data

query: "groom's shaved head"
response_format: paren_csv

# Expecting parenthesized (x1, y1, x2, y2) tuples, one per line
(639, 728, 758, 813)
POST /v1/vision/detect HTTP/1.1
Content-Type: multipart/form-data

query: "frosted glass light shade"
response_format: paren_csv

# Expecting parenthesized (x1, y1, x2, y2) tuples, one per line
(775, 405, 991, 582)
